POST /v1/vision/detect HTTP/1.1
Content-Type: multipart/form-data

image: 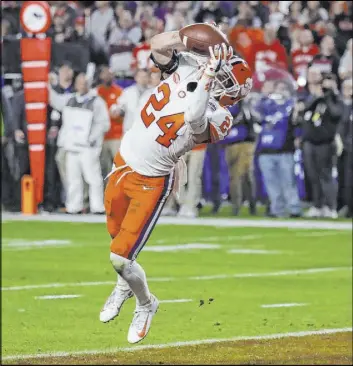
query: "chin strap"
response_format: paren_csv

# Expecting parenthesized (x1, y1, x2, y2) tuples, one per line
(150, 49, 179, 77)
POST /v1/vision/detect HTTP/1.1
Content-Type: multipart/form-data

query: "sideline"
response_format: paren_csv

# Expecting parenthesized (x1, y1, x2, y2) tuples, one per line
(2, 213, 352, 230)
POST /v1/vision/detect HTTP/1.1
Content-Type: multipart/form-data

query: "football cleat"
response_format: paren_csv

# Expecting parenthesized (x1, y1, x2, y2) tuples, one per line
(127, 294, 159, 344)
(100, 285, 133, 323)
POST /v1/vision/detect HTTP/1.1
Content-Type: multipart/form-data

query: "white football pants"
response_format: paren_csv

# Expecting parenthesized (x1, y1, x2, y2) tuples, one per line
(65, 147, 105, 213)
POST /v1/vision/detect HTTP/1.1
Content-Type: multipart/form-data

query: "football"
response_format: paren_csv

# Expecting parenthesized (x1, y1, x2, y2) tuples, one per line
(179, 23, 229, 57)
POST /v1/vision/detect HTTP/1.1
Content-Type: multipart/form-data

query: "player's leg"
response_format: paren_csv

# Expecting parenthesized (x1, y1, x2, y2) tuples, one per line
(110, 171, 174, 343)
(100, 165, 133, 323)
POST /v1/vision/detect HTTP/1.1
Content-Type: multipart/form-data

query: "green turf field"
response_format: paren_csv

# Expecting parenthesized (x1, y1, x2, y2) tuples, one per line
(1, 220, 352, 364)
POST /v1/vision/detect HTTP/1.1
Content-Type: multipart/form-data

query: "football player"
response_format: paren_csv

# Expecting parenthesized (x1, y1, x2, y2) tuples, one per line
(100, 28, 252, 344)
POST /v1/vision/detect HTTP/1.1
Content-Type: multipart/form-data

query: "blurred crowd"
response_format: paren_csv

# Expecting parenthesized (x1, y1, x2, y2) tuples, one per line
(1, 0, 352, 219)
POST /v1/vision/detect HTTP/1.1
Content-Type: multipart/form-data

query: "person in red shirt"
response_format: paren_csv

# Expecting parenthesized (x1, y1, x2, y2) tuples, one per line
(248, 24, 288, 72)
(291, 28, 320, 89)
(131, 24, 160, 71)
(96, 65, 123, 179)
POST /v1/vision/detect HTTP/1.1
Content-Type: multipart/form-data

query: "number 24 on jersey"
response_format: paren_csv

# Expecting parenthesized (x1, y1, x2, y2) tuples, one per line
(141, 83, 184, 148)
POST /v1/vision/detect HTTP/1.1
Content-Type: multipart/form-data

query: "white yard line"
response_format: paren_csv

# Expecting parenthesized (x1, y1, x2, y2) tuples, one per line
(144, 243, 221, 252)
(2, 266, 352, 292)
(33, 295, 191, 303)
(35, 295, 82, 300)
(159, 299, 193, 304)
(227, 249, 283, 254)
(2, 213, 351, 230)
(3, 239, 71, 248)
(261, 303, 307, 308)
(2, 327, 352, 361)
(295, 232, 338, 237)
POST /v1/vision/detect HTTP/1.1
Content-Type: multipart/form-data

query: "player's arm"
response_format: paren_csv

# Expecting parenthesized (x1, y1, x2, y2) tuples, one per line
(150, 31, 186, 66)
(184, 43, 232, 134)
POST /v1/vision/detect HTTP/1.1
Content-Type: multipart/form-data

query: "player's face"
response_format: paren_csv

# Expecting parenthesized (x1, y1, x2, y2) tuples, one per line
(214, 58, 253, 106)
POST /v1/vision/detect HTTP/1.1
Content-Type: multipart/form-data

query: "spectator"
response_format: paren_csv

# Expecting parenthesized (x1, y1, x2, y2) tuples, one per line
(134, 2, 156, 28)
(230, 1, 261, 28)
(131, 26, 158, 71)
(175, 142, 208, 218)
(337, 78, 353, 217)
(338, 38, 352, 82)
(108, 10, 142, 75)
(139, 68, 162, 107)
(287, 1, 303, 25)
(1, 18, 12, 39)
(267, 1, 285, 31)
(110, 68, 150, 134)
(51, 0, 77, 29)
(88, 1, 114, 65)
(2, 89, 19, 212)
(49, 73, 110, 214)
(305, 66, 324, 98)
(206, 142, 222, 214)
(332, 1, 353, 56)
(45, 62, 75, 212)
(229, 19, 264, 60)
(309, 35, 340, 83)
(222, 101, 257, 216)
(299, 74, 343, 219)
(249, 1, 269, 26)
(47, 8, 75, 44)
(69, 16, 88, 43)
(291, 29, 320, 89)
(299, 1, 329, 26)
(164, 10, 188, 32)
(277, 23, 292, 56)
(194, 1, 224, 24)
(248, 24, 288, 72)
(218, 16, 231, 36)
(12, 89, 30, 188)
(2, 1, 20, 35)
(255, 80, 302, 218)
(96, 65, 124, 179)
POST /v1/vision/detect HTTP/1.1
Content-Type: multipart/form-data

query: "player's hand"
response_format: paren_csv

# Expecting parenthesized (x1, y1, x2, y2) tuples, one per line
(204, 43, 233, 78)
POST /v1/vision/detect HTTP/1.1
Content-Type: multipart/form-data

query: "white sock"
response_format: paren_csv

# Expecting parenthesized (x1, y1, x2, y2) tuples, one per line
(110, 252, 151, 306)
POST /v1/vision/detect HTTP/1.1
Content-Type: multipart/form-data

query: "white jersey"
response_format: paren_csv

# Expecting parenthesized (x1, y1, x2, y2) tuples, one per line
(120, 53, 233, 176)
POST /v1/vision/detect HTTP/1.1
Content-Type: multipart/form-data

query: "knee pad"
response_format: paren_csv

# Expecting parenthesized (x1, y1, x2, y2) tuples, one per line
(110, 252, 130, 273)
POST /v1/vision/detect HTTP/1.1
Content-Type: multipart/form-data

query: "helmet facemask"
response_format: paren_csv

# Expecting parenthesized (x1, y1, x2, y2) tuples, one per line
(212, 63, 240, 104)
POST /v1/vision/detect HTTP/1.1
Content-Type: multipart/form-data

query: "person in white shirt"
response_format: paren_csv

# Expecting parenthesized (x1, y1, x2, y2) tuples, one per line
(49, 73, 110, 214)
(109, 68, 150, 134)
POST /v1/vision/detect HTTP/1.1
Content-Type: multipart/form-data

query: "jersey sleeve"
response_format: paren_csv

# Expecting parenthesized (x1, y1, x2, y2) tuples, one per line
(208, 106, 233, 143)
